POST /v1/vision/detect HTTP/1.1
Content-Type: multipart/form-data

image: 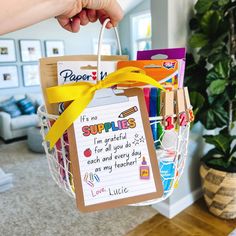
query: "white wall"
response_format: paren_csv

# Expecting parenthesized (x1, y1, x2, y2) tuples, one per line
(0, 19, 116, 96)
(151, 0, 203, 217)
(151, 0, 196, 48)
(118, 0, 151, 59)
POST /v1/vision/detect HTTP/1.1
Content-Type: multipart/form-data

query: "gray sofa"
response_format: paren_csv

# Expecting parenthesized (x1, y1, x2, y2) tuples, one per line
(0, 94, 43, 142)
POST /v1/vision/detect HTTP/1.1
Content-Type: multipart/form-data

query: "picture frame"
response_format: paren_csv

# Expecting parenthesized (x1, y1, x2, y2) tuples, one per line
(93, 39, 117, 55)
(0, 39, 16, 62)
(22, 64, 40, 87)
(19, 40, 42, 62)
(0, 66, 19, 89)
(45, 40, 65, 57)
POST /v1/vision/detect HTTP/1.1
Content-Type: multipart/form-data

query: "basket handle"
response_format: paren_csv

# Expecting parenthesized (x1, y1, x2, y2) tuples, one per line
(97, 18, 122, 84)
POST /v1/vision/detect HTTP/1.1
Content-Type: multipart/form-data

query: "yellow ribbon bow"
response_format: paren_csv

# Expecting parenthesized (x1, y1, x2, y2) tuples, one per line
(46, 66, 166, 149)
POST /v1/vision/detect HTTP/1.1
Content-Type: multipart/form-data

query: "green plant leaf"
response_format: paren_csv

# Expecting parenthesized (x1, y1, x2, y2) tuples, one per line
(206, 71, 221, 84)
(198, 36, 228, 61)
(202, 148, 224, 163)
(208, 79, 227, 95)
(203, 134, 228, 153)
(215, 60, 230, 78)
(195, 0, 213, 14)
(208, 92, 228, 106)
(200, 11, 221, 36)
(199, 106, 228, 129)
(208, 51, 228, 65)
(230, 145, 236, 156)
(204, 134, 236, 154)
(213, 107, 229, 127)
(189, 92, 205, 110)
(189, 33, 208, 48)
(218, 0, 230, 6)
(202, 149, 236, 172)
(208, 159, 231, 169)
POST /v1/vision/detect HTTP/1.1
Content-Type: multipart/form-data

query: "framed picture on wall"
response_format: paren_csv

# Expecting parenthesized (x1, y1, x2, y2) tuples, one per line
(45, 40, 65, 57)
(93, 39, 117, 55)
(22, 64, 40, 87)
(0, 66, 19, 89)
(0, 39, 16, 62)
(19, 40, 42, 62)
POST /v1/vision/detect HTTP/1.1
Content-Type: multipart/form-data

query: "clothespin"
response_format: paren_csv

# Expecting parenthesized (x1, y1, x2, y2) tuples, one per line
(183, 87, 194, 122)
(176, 89, 188, 126)
(161, 91, 175, 130)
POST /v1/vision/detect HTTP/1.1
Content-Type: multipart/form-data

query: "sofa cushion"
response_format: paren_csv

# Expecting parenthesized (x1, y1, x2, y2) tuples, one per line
(17, 98, 36, 115)
(11, 114, 39, 130)
(0, 97, 22, 118)
(26, 94, 43, 110)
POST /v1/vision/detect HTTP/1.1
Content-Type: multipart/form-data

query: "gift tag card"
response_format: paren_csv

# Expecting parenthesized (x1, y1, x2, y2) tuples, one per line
(68, 88, 163, 212)
(57, 61, 117, 85)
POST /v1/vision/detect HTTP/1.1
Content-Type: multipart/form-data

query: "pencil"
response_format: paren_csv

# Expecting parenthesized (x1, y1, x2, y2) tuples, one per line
(118, 106, 138, 118)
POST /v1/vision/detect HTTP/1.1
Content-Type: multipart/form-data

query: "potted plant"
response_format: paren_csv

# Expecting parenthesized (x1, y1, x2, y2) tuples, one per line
(186, 0, 236, 219)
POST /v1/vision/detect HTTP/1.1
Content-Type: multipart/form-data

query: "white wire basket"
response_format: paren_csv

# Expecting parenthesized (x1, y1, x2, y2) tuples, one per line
(38, 18, 190, 206)
(38, 105, 190, 205)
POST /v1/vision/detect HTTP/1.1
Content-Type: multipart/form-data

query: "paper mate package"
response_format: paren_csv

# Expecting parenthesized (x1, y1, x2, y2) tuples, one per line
(137, 48, 186, 88)
(117, 59, 181, 89)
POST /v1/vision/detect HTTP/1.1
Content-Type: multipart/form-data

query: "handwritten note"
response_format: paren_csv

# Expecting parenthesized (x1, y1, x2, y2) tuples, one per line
(73, 96, 158, 206)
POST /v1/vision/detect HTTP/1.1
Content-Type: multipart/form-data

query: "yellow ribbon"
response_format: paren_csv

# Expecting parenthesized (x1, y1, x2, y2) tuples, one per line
(46, 66, 166, 149)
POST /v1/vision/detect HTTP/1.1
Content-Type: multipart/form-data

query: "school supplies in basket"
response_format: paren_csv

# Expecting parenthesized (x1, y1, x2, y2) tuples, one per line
(38, 19, 193, 212)
(117, 60, 181, 89)
(137, 48, 186, 88)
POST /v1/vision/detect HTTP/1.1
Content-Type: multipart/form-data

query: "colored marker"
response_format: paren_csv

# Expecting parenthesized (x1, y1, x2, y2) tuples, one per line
(150, 88, 158, 145)
(157, 89, 163, 146)
(143, 88, 150, 114)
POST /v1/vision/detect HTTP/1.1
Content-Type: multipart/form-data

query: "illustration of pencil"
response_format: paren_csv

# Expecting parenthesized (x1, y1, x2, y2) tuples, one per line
(119, 106, 138, 118)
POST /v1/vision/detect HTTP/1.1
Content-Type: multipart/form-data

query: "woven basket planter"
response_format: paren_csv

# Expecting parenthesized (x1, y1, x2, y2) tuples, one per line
(200, 163, 236, 219)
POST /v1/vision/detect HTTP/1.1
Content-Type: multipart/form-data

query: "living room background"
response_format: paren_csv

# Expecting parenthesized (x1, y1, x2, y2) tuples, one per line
(0, 19, 117, 96)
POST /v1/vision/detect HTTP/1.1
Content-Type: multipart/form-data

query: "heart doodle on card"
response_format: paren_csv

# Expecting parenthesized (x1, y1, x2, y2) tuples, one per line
(92, 71, 97, 81)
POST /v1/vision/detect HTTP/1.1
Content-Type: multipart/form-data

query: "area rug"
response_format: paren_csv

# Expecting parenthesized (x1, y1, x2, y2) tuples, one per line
(0, 141, 156, 236)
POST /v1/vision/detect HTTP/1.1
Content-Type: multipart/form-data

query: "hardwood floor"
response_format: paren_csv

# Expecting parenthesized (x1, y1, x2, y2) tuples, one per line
(126, 198, 236, 236)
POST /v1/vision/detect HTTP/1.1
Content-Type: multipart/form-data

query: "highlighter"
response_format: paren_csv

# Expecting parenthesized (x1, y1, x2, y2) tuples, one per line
(157, 89, 163, 146)
(150, 88, 158, 147)
(143, 88, 150, 114)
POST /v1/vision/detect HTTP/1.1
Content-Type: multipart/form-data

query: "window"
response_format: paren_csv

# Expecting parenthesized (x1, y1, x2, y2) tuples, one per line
(131, 12, 152, 59)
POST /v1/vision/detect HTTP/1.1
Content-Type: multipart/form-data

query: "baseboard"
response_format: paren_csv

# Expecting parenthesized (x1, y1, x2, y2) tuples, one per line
(152, 187, 203, 219)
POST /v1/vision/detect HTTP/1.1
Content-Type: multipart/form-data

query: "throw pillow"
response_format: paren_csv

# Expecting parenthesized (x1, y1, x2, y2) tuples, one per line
(0, 97, 22, 118)
(17, 98, 36, 115)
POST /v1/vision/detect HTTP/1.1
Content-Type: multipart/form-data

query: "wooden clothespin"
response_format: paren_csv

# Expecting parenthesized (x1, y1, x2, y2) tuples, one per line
(161, 91, 175, 130)
(183, 87, 194, 122)
(176, 89, 188, 126)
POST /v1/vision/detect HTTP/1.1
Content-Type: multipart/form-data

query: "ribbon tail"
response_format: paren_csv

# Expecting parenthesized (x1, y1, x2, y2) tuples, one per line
(45, 92, 94, 149)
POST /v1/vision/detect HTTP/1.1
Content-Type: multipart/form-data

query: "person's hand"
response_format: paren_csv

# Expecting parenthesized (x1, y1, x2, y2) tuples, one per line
(56, 0, 124, 32)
